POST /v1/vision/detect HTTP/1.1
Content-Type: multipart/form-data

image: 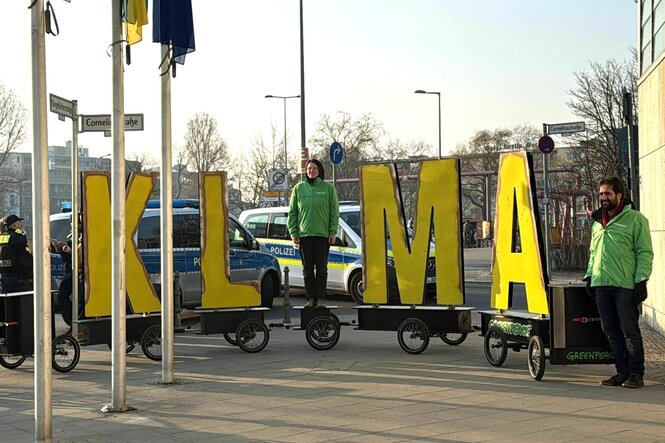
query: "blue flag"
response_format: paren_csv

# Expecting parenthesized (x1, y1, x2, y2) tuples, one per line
(152, 0, 196, 64)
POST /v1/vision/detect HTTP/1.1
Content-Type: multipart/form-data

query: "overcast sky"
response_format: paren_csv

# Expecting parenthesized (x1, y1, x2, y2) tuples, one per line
(2, 1, 637, 161)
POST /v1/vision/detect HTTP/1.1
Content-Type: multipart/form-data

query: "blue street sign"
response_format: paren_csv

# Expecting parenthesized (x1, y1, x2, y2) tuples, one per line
(538, 135, 555, 154)
(330, 141, 344, 165)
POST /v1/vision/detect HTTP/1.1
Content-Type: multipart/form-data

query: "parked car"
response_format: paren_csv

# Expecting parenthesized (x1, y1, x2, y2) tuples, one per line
(239, 205, 436, 304)
(50, 200, 281, 309)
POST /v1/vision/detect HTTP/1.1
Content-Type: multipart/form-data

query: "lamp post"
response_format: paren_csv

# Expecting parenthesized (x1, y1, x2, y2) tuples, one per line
(414, 90, 441, 159)
(265, 94, 300, 204)
(265, 94, 301, 169)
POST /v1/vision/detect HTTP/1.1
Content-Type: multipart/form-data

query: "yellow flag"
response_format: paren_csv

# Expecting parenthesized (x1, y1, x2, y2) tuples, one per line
(125, 0, 149, 45)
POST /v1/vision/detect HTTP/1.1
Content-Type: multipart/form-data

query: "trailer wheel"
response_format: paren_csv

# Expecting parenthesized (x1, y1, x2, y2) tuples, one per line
(0, 355, 26, 370)
(440, 332, 468, 346)
(397, 318, 429, 354)
(141, 325, 162, 361)
(223, 333, 238, 346)
(527, 335, 546, 381)
(306, 315, 340, 350)
(52, 335, 80, 373)
(484, 327, 508, 367)
(236, 319, 270, 353)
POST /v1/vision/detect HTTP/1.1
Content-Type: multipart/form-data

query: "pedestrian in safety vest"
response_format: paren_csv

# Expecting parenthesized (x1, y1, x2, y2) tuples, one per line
(0, 214, 33, 293)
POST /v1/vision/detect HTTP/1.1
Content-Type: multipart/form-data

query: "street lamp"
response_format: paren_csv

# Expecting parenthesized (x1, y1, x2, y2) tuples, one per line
(265, 94, 301, 169)
(414, 89, 442, 159)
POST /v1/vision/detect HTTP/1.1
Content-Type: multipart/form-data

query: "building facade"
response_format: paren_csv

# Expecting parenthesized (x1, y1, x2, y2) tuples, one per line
(638, 0, 665, 335)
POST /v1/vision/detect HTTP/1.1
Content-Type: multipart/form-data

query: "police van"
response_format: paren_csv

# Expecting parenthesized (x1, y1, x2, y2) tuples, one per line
(238, 205, 436, 304)
(50, 200, 282, 309)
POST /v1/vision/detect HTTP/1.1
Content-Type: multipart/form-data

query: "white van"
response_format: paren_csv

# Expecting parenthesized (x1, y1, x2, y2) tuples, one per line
(239, 205, 436, 304)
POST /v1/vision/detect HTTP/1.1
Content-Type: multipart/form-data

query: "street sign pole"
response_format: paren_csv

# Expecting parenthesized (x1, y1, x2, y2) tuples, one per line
(542, 124, 551, 279)
(71, 101, 80, 338)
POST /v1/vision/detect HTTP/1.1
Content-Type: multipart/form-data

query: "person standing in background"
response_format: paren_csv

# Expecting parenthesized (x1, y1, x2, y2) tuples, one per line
(0, 214, 33, 293)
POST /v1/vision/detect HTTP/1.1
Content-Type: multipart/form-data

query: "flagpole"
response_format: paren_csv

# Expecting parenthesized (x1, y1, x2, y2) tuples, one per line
(160, 44, 175, 383)
(31, 0, 53, 439)
(104, 0, 129, 413)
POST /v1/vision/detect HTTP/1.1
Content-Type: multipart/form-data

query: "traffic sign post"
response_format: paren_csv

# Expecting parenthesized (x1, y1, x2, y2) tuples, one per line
(48, 94, 80, 338)
(329, 141, 344, 188)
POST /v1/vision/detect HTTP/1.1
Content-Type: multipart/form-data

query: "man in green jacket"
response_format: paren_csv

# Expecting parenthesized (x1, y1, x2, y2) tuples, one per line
(288, 159, 339, 308)
(584, 177, 653, 389)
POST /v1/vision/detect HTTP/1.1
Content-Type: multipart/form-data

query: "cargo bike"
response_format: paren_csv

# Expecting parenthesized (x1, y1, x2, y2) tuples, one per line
(1, 291, 80, 372)
(480, 283, 613, 380)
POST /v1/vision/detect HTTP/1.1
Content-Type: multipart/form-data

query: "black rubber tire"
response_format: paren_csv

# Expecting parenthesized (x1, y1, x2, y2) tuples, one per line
(305, 315, 340, 350)
(0, 355, 27, 370)
(528, 335, 546, 381)
(141, 325, 162, 361)
(223, 333, 238, 346)
(397, 318, 430, 354)
(330, 312, 340, 327)
(52, 335, 80, 373)
(349, 271, 364, 305)
(440, 332, 468, 346)
(484, 327, 508, 367)
(107, 342, 136, 354)
(261, 274, 274, 308)
(236, 319, 270, 353)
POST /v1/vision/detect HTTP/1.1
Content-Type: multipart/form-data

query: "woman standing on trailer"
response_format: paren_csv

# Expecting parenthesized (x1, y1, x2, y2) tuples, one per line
(288, 159, 339, 309)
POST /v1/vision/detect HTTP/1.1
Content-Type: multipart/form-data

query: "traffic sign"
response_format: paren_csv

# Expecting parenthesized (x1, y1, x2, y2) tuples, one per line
(49, 94, 74, 119)
(268, 169, 289, 191)
(80, 114, 144, 132)
(547, 121, 585, 135)
(538, 135, 555, 154)
(329, 141, 344, 165)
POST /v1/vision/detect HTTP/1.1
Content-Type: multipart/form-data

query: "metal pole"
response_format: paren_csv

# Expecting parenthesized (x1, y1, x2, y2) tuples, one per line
(160, 44, 175, 383)
(299, 0, 306, 178)
(282, 267, 291, 325)
(71, 100, 79, 337)
(106, 0, 128, 412)
(31, 1, 52, 439)
(437, 92, 442, 159)
(542, 124, 552, 278)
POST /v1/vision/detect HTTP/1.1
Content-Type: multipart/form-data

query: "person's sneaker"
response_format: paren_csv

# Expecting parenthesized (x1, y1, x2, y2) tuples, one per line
(600, 374, 629, 386)
(303, 299, 316, 309)
(622, 375, 645, 389)
(316, 301, 327, 309)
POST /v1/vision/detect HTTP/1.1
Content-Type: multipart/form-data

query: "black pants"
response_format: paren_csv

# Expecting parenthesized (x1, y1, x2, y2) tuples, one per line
(299, 236, 330, 301)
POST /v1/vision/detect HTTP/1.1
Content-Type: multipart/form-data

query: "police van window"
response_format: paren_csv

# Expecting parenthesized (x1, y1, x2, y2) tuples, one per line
(268, 214, 289, 239)
(50, 216, 72, 243)
(228, 218, 248, 249)
(137, 216, 160, 249)
(174, 214, 200, 248)
(340, 211, 361, 237)
(244, 214, 268, 238)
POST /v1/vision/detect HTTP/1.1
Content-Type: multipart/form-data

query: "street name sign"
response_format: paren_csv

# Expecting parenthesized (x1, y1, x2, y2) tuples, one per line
(81, 114, 144, 132)
(547, 121, 585, 135)
(49, 94, 74, 119)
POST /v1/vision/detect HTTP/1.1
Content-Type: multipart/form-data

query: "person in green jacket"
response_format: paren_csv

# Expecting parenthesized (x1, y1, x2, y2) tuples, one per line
(288, 159, 339, 308)
(584, 176, 653, 389)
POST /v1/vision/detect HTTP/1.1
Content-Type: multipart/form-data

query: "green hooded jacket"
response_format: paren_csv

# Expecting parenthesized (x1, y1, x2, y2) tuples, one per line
(585, 200, 653, 289)
(288, 177, 339, 238)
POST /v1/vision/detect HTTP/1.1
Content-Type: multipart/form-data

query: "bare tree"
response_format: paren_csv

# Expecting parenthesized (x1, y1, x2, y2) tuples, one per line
(0, 83, 28, 197)
(309, 112, 386, 201)
(126, 150, 159, 173)
(566, 51, 637, 204)
(182, 112, 230, 172)
(228, 135, 275, 211)
(173, 147, 197, 199)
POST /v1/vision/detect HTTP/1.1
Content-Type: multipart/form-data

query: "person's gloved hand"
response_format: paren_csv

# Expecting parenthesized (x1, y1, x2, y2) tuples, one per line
(634, 280, 648, 305)
(583, 276, 594, 300)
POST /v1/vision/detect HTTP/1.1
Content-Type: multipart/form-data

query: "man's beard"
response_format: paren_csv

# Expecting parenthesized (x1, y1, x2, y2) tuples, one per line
(602, 199, 618, 211)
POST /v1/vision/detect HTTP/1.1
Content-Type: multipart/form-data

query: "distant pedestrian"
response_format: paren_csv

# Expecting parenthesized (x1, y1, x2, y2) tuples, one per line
(288, 159, 339, 308)
(584, 177, 653, 389)
(0, 214, 33, 293)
